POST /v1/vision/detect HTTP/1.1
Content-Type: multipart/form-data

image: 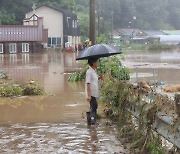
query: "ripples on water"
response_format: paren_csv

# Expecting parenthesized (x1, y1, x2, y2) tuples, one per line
(2, 50, 179, 153)
(0, 121, 129, 153)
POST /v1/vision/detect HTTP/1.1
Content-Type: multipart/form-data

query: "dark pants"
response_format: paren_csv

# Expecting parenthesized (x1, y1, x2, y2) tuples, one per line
(90, 96, 98, 125)
(90, 96, 98, 113)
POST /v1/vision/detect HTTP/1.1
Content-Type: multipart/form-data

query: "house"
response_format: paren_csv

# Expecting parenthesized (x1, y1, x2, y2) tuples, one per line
(25, 5, 81, 49)
(142, 30, 165, 38)
(143, 30, 180, 44)
(158, 35, 180, 44)
(0, 15, 48, 54)
(158, 30, 180, 44)
(113, 28, 148, 44)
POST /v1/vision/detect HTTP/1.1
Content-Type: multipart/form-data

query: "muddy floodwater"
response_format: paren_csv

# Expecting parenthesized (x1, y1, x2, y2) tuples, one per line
(0, 51, 129, 153)
(123, 49, 180, 85)
(0, 49, 179, 153)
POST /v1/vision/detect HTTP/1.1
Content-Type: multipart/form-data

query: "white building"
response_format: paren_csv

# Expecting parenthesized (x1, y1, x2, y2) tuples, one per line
(25, 5, 80, 49)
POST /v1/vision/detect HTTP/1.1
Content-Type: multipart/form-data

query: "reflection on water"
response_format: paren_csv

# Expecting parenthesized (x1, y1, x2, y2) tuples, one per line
(22, 53, 29, 64)
(0, 122, 129, 153)
(9, 54, 17, 64)
(0, 52, 82, 94)
(0, 54, 4, 64)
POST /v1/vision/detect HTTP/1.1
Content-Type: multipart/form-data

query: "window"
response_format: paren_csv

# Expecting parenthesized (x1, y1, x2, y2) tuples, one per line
(48, 37, 61, 47)
(9, 43, 17, 54)
(48, 38, 52, 47)
(66, 17, 71, 28)
(22, 43, 29, 53)
(0, 44, 3, 53)
(57, 38, 61, 45)
(72, 20, 75, 28)
(52, 38, 56, 45)
(75, 20, 77, 28)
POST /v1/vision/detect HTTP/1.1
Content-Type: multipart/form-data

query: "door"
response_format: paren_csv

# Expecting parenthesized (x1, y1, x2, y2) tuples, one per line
(0, 44, 3, 53)
(22, 43, 30, 53)
(9, 43, 17, 54)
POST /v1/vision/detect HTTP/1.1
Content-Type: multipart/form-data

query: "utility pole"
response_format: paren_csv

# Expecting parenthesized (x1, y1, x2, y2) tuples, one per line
(97, 0, 100, 37)
(111, 11, 114, 44)
(90, 0, 96, 45)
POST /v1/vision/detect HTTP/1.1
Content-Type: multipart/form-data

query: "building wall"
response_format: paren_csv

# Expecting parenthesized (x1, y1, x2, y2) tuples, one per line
(66, 36, 80, 51)
(0, 42, 43, 54)
(0, 18, 44, 42)
(25, 6, 63, 47)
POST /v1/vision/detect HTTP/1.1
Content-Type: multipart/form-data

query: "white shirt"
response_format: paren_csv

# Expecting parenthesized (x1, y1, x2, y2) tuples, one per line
(85, 66, 99, 98)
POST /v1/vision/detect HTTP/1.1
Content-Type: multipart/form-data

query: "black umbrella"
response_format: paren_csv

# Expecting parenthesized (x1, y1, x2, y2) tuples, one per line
(76, 44, 122, 60)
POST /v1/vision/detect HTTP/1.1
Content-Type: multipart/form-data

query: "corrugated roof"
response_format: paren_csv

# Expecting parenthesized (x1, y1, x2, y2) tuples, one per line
(115, 28, 141, 35)
(142, 30, 165, 36)
(114, 28, 147, 37)
(162, 30, 180, 35)
(159, 35, 180, 42)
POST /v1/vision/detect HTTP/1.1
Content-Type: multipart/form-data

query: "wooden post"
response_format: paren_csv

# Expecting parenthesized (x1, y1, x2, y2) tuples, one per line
(97, 0, 100, 37)
(175, 94, 180, 116)
(90, 0, 96, 45)
(111, 11, 114, 44)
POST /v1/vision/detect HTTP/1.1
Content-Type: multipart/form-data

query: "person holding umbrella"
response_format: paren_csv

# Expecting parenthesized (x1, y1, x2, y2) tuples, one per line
(86, 57, 103, 125)
(76, 44, 122, 125)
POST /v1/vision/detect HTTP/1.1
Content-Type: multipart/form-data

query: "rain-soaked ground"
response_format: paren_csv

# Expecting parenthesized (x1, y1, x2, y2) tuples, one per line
(0, 51, 130, 153)
(0, 49, 179, 153)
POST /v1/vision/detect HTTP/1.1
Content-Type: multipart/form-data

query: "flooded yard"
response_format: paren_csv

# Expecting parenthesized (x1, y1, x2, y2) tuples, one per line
(0, 49, 179, 153)
(0, 51, 129, 153)
(123, 49, 180, 85)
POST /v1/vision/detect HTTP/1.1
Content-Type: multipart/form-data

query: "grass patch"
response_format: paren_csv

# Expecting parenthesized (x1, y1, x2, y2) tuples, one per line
(148, 43, 175, 50)
(120, 43, 176, 51)
(119, 44, 148, 50)
(0, 80, 45, 97)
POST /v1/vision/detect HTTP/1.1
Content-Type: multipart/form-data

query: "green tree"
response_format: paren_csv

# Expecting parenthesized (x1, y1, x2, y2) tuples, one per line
(76, 12, 89, 37)
(1, 0, 180, 33)
(0, 9, 17, 24)
(167, 0, 180, 29)
(135, 0, 169, 29)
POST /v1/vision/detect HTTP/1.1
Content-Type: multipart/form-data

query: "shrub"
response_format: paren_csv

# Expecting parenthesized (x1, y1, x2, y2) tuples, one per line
(148, 43, 174, 50)
(68, 56, 130, 82)
(0, 86, 23, 97)
(23, 83, 45, 96)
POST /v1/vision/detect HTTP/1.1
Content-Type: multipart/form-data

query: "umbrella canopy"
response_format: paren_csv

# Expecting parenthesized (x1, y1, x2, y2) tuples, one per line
(76, 44, 122, 60)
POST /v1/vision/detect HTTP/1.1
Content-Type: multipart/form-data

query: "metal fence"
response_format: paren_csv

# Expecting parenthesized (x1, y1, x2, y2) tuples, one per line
(128, 67, 180, 149)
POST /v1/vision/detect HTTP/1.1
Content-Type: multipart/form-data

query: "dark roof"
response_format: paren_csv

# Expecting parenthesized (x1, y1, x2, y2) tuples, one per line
(114, 28, 147, 36)
(37, 5, 77, 18)
(142, 30, 165, 36)
(24, 14, 39, 21)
